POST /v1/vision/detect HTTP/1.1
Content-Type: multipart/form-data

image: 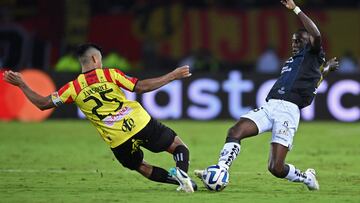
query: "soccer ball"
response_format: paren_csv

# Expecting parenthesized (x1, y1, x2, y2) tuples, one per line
(202, 165, 229, 191)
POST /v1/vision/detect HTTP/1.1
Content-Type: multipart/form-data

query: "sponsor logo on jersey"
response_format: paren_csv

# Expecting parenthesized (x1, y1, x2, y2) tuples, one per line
(278, 87, 285, 94)
(281, 57, 293, 74)
(122, 118, 135, 132)
(103, 106, 132, 126)
(285, 57, 294, 63)
(281, 66, 292, 74)
(313, 87, 318, 94)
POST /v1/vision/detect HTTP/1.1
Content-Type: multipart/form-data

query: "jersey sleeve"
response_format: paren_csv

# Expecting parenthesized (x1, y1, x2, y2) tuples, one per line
(110, 69, 138, 92)
(51, 82, 76, 106)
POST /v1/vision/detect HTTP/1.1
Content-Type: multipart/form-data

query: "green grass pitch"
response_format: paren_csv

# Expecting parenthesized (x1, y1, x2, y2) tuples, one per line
(0, 120, 359, 203)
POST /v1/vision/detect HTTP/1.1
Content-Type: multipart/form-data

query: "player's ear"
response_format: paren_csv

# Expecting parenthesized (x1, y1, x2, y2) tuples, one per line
(91, 55, 97, 63)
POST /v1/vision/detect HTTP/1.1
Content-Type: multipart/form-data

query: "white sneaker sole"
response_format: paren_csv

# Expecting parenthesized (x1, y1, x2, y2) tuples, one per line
(169, 167, 194, 193)
(305, 168, 320, 190)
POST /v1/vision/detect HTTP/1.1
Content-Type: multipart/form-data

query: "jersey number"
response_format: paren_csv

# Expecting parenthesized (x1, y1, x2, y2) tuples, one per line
(83, 88, 123, 120)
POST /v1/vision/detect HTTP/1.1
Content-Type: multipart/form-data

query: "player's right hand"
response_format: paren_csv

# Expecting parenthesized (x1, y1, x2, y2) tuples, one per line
(280, 0, 296, 10)
(172, 65, 192, 80)
(3, 70, 25, 87)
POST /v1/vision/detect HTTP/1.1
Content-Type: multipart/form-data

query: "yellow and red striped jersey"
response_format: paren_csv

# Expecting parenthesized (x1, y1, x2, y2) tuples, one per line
(51, 68, 151, 148)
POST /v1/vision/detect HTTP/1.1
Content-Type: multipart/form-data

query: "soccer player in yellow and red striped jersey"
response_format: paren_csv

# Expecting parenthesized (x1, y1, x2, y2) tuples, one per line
(3, 43, 197, 193)
(54, 66, 149, 148)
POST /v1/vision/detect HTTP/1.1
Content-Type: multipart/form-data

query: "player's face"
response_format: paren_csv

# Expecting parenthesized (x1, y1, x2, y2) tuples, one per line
(291, 33, 308, 55)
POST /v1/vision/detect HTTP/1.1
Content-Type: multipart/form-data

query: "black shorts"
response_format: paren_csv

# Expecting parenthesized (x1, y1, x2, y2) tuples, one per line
(111, 118, 176, 170)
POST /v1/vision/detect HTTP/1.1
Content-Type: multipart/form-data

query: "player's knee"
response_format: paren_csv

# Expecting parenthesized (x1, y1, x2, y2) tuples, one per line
(167, 137, 189, 154)
(227, 125, 243, 141)
(119, 158, 142, 171)
(268, 163, 286, 178)
(175, 144, 189, 152)
(122, 161, 141, 171)
(174, 144, 189, 156)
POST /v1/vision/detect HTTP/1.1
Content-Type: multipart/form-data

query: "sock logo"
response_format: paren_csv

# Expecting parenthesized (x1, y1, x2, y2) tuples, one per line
(220, 149, 229, 157)
(174, 153, 184, 162)
(292, 169, 307, 182)
(224, 145, 240, 167)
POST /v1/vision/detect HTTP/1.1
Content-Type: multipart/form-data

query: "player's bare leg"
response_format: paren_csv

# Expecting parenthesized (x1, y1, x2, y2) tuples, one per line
(268, 143, 290, 178)
(269, 143, 319, 190)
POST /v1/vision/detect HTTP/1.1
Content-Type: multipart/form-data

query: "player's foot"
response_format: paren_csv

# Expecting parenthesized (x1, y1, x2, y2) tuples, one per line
(304, 168, 319, 190)
(176, 180, 198, 192)
(169, 167, 194, 193)
(191, 179, 198, 191)
(194, 169, 204, 179)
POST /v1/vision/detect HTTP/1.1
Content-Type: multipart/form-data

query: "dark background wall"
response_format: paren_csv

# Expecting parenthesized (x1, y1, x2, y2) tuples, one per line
(0, 0, 359, 121)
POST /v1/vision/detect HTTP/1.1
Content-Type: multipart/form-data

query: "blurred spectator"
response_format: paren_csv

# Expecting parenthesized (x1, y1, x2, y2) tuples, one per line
(103, 51, 132, 72)
(54, 53, 81, 72)
(179, 48, 220, 73)
(256, 46, 280, 74)
(338, 51, 359, 74)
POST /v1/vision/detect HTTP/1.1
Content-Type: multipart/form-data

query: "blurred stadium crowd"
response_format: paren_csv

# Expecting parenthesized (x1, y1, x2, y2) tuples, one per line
(0, 0, 359, 74)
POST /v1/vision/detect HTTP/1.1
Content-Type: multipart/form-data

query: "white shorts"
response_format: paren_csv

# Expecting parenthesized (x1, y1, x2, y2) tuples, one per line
(241, 99, 300, 149)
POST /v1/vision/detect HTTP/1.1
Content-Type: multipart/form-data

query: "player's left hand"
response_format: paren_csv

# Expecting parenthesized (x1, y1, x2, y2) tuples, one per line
(280, 0, 296, 10)
(3, 70, 26, 87)
(326, 57, 339, 72)
(171, 65, 192, 80)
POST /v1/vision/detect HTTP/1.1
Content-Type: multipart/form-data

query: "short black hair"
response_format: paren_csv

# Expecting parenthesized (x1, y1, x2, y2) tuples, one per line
(75, 43, 103, 58)
(295, 28, 308, 36)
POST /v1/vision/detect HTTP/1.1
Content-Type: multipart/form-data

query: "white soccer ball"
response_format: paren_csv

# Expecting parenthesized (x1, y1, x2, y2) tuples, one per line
(202, 165, 229, 191)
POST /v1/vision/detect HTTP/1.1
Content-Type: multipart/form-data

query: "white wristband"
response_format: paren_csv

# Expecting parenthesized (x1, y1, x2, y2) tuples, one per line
(293, 6, 301, 15)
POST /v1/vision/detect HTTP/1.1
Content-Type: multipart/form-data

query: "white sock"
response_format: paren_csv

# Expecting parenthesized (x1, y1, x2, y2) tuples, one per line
(217, 142, 241, 170)
(285, 164, 307, 182)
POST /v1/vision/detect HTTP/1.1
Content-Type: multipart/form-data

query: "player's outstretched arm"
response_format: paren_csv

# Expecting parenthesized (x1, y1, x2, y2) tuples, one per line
(322, 57, 339, 78)
(281, 0, 321, 50)
(134, 65, 192, 93)
(3, 70, 56, 110)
